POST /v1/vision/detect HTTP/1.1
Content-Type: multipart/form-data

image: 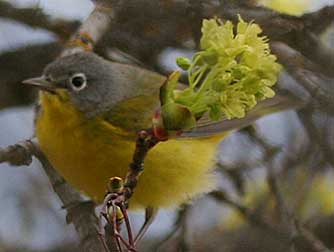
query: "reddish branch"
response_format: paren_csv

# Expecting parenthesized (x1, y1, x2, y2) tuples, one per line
(123, 130, 159, 201)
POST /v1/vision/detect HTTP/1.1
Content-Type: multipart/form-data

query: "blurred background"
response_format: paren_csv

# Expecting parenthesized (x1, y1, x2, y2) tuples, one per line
(0, 0, 333, 251)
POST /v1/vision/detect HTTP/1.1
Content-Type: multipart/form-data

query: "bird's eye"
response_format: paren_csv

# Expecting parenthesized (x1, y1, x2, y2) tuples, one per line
(70, 73, 87, 91)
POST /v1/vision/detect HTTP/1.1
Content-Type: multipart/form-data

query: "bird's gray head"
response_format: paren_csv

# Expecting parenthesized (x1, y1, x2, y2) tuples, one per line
(23, 52, 121, 117)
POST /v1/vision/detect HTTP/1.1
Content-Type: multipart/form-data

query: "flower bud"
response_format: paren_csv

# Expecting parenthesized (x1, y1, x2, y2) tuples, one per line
(176, 57, 191, 71)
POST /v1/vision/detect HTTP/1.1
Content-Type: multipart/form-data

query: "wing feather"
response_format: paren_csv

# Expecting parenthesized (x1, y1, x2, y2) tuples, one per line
(181, 91, 304, 138)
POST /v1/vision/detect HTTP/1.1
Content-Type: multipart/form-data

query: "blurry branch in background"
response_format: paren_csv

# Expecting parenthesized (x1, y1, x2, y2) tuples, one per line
(210, 190, 281, 235)
(0, 43, 62, 109)
(271, 42, 334, 114)
(214, 2, 334, 77)
(297, 107, 334, 168)
(0, 140, 106, 252)
(210, 128, 333, 252)
(0, 241, 78, 252)
(152, 204, 191, 252)
(0, 1, 79, 39)
(247, 127, 332, 252)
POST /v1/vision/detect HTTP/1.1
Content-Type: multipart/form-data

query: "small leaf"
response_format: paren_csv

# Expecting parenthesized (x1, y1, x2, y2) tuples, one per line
(176, 57, 191, 70)
(159, 70, 181, 105)
(161, 102, 196, 131)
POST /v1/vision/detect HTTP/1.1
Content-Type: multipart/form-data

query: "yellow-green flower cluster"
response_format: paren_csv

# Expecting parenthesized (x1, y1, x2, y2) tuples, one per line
(160, 16, 281, 131)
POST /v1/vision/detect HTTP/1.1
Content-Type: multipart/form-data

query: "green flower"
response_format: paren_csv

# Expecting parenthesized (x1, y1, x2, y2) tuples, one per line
(160, 16, 281, 131)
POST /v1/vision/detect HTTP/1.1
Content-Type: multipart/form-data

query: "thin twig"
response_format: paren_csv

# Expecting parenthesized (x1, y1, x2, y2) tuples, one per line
(297, 107, 334, 168)
(295, 219, 333, 252)
(153, 204, 190, 252)
(123, 130, 159, 203)
(271, 42, 334, 113)
(210, 190, 281, 235)
(248, 128, 333, 252)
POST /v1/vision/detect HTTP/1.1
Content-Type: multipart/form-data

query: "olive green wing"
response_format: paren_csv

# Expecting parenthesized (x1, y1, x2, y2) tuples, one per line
(102, 62, 164, 132)
(103, 94, 160, 132)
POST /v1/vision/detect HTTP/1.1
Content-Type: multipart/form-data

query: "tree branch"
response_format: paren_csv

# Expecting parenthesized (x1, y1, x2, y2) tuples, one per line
(302, 5, 334, 34)
(271, 41, 334, 114)
(0, 0, 79, 39)
(61, 0, 118, 56)
(247, 128, 333, 252)
(0, 43, 62, 110)
(0, 140, 106, 252)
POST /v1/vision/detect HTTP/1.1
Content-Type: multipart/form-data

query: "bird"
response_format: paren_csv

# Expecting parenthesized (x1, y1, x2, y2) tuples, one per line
(23, 51, 301, 238)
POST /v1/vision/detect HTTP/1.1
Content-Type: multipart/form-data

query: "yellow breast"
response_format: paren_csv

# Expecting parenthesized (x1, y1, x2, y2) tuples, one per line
(36, 92, 227, 209)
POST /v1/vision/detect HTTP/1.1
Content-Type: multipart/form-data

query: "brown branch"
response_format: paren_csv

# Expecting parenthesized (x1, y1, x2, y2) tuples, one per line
(0, 140, 106, 252)
(214, 3, 334, 39)
(123, 130, 159, 202)
(61, 0, 118, 56)
(0, 0, 79, 39)
(0, 43, 62, 110)
(297, 107, 334, 168)
(271, 42, 334, 113)
(210, 190, 280, 235)
(302, 5, 334, 34)
(152, 204, 191, 251)
(244, 128, 290, 222)
(293, 218, 334, 252)
(247, 128, 333, 252)
(0, 140, 34, 166)
(291, 31, 334, 78)
(255, 137, 298, 252)
(217, 160, 333, 252)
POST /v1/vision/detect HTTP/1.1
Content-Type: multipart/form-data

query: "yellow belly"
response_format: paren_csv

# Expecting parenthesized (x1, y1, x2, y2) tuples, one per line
(36, 93, 227, 209)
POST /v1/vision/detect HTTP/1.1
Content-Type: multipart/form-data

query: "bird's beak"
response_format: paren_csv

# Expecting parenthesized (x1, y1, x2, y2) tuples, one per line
(22, 76, 57, 94)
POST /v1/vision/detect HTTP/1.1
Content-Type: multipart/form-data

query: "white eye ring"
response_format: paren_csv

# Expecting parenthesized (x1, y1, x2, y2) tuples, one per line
(70, 73, 87, 91)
